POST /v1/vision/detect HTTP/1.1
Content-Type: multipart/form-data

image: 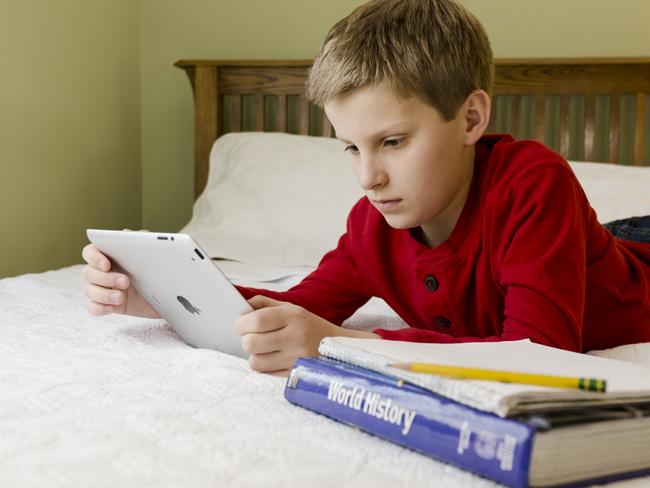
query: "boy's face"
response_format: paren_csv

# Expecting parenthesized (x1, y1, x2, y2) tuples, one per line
(324, 85, 478, 245)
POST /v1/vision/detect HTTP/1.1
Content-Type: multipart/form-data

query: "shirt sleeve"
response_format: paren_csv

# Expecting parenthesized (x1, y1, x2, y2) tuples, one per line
(374, 164, 588, 351)
(235, 230, 375, 326)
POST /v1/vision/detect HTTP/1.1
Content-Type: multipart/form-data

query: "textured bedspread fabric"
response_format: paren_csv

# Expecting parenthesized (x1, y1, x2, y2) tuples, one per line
(1, 265, 649, 488)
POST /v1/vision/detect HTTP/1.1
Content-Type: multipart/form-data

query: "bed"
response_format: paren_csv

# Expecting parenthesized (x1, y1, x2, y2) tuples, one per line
(2, 58, 650, 488)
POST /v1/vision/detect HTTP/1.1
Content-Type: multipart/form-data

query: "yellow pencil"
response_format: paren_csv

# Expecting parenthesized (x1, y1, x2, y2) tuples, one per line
(389, 362, 607, 392)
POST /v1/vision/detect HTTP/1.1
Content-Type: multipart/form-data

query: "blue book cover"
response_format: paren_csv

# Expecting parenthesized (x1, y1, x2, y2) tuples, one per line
(284, 356, 538, 488)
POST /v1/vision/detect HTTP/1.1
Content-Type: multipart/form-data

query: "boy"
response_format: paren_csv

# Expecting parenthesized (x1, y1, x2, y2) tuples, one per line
(82, 0, 650, 376)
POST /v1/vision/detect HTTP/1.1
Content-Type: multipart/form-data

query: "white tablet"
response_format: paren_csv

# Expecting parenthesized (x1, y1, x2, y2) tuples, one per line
(87, 229, 252, 358)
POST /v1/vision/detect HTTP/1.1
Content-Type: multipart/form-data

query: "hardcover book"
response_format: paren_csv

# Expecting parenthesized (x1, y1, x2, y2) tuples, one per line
(285, 356, 650, 488)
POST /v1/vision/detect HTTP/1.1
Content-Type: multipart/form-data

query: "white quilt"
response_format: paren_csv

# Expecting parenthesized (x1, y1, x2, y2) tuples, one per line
(1, 265, 649, 488)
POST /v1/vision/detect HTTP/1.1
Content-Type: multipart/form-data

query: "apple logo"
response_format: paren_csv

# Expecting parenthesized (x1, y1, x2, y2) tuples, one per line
(177, 295, 201, 315)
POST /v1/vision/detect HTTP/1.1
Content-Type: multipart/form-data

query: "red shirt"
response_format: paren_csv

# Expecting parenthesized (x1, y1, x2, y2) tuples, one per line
(239, 135, 650, 352)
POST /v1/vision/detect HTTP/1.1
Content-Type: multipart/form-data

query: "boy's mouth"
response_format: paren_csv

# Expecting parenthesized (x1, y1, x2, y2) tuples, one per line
(372, 199, 402, 211)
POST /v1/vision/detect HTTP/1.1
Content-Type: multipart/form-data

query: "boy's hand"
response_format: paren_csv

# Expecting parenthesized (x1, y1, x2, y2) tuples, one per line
(236, 295, 380, 376)
(81, 243, 161, 319)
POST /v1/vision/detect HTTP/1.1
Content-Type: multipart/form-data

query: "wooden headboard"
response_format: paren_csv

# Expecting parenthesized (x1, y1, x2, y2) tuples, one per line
(175, 58, 650, 198)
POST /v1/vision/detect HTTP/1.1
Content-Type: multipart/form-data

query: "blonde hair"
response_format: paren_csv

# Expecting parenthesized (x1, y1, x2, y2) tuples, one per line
(306, 0, 493, 121)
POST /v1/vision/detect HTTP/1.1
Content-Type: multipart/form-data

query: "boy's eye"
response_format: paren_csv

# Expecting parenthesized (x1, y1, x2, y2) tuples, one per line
(343, 138, 404, 154)
(384, 138, 404, 148)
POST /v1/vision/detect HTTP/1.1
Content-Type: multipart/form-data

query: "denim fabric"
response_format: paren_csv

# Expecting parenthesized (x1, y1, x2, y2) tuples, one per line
(602, 216, 650, 244)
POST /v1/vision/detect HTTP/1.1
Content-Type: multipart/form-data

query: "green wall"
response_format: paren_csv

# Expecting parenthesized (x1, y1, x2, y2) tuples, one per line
(466, 0, 650, 58)
(0, 0, 141, 277)
(139, 0, 367, 232)
(2, 0, 649, 277)
(140, 0, 650, 234)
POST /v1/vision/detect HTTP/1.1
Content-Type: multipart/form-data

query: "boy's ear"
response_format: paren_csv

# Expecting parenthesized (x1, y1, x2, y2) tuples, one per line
(461, 89, 491, 146)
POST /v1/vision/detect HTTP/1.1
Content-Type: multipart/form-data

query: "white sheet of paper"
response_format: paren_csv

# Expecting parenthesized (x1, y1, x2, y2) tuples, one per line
(318, 338, 650, 416)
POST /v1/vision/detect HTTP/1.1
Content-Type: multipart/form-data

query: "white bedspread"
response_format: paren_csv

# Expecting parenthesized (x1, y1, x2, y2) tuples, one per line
(1, 265, 649, 488)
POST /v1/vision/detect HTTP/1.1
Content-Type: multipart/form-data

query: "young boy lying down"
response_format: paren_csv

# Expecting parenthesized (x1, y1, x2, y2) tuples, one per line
(82, 0, 650, 376)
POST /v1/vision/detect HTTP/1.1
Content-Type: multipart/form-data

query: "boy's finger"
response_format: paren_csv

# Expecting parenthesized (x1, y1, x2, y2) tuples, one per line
(81, 244, 111, 271)
(248, 350, 293, 373)
(86, 302, 115, 316)
(81, 244, 106, 266)
(84, 284, 124, 306)
(235, 307, 287, 335)
(248, 295, 283, 310)
(240, 328, 286, 355)
(82, 265, 130, 289)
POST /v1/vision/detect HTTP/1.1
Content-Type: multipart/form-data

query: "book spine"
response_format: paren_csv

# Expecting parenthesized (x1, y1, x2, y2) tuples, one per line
(285, 357, 536, 488)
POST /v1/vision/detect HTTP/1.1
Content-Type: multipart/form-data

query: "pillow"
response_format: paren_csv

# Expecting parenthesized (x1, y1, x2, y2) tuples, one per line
(587, 342, 650, 366)
(182, 132, 650, 267)
(181, 132, 363, 267)
(567, 161, 650, 224)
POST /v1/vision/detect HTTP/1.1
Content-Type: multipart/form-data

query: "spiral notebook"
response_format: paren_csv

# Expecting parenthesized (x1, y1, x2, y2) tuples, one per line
(317, 338, 650, 417)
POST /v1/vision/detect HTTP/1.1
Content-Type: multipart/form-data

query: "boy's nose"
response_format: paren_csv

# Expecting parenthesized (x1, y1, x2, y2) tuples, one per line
(357, 155, 388, 190)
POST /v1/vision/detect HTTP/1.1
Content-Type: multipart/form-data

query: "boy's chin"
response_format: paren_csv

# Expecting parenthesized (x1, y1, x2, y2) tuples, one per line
(381, 214, 419, 230)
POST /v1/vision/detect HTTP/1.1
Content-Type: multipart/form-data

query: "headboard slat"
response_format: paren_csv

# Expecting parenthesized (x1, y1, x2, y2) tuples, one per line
(635, 93, 647, 166)
(609, 95, 621, 164)
(535, 95, 546, 142)
(254, 94, 264, 131)
(510, 95, 521, 139)
(584, 94, 596, 161)
(276, 94, 287, 132)
(231, 95, 242, 132)
(299, 96, 309, 135)
(560, 95, 571, 157)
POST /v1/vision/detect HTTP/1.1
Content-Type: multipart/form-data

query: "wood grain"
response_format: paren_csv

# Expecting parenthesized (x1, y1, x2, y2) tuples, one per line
(511, 95, 521, 138)
(299, 96, 309, 135)
(609, 95, 620, 164)
(175, 58, 650, 198)
(254, 94, 264, 131)
(535, 95, 546, 143)
(193, 66, 219, 198)
(634, 93, 647, 166)
(560, 95, 571, 157)
(276, 94, 287, 132)
(231, 95, 242, 132)
(584, 93, 595, 161)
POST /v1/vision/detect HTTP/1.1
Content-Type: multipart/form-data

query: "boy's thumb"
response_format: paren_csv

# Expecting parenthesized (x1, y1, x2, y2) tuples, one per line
(248, 295, 283, 310)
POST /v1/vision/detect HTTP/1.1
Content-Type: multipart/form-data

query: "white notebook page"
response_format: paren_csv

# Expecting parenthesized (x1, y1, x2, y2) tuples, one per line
(318, 338, 650, 416)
